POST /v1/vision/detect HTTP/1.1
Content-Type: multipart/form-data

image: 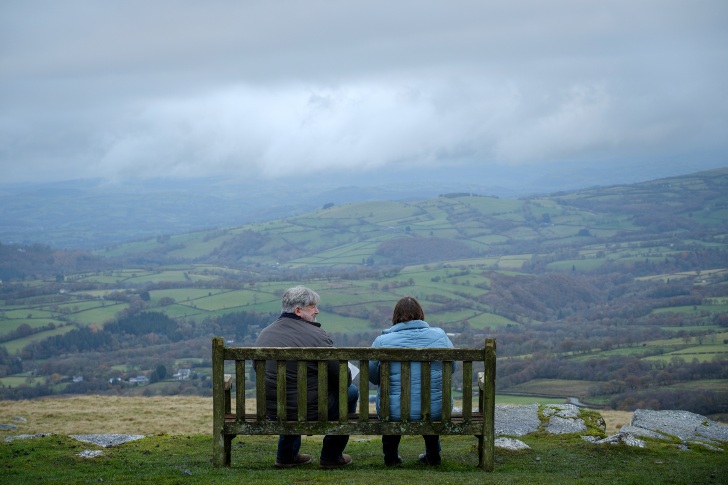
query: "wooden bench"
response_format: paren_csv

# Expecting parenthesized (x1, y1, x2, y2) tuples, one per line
(212, 337, 496, 471)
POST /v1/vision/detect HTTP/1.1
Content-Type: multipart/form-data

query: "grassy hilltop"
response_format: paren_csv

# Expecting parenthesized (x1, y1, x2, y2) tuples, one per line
(0, 396, 725, 484)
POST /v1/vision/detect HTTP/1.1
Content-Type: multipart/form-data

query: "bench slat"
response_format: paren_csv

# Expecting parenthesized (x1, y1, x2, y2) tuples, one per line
(462, 360, 472, 420)
(421, 361, 431, 422)
(235, 361, 245, 422)
(339, 359, 348, 422)
(317, 360, 327, 421)
(400, 361, 411, 423)
(254, 360, 265, 422)
(224, 412, 487, 436)
(358, 360, 369, 421)
(442, 361, 452, 421)
(297, 361, 307, 422)
(276, 361, 286, 421)
(224, 347, 485, 361)
(379, 361, 390, 421)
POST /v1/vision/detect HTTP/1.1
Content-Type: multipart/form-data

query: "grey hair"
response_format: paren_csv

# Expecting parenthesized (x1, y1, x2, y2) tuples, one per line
(281, 286, 320, 313)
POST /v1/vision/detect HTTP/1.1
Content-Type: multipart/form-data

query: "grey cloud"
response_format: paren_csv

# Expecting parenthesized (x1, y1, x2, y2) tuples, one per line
(1, 0, 726, 184)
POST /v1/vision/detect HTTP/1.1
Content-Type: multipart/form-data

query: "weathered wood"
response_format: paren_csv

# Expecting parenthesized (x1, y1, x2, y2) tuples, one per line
(462, 361, 473, 421)
(400, 361, 411, 423)
(421, 361, 431, 421)
(276, 361, 286, 421)
(297, 361, 307, 422)
(211, 338, 497, 471)
(482, 339, 497, 471)
(380, 361, 390, 421)
(442, 361, 452, 421)
(211, 337, 227, 467)
(317, 360, 327, 421)
(339, 359, 348, 422)
(224, 347, 484, 361)
(234, 362, 244, 421)
(254, 360, 265, 422)
(359, 360, 369, 420)
(224, 413, 487, 436)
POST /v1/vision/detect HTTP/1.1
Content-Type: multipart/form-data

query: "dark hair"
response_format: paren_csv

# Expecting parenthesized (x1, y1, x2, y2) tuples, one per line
(391, 296, 425, 325)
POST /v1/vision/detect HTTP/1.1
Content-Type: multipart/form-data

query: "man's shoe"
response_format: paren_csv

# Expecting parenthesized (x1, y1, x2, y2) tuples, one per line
(384, 454, 403, 466)
(275, 453, 312, 468)
(319, 453, 352, 469)
(418, 452, 441, 466)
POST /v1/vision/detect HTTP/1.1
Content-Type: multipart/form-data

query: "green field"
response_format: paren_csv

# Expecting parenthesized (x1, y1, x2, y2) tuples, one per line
(498, 379, 595, 398)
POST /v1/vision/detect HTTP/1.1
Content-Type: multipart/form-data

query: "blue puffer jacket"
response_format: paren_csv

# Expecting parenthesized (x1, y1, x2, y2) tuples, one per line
(369, 320, 455, 421)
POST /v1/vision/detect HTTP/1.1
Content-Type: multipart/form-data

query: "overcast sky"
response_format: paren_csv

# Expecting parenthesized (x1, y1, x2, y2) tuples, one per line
(1, 0, 726, 187)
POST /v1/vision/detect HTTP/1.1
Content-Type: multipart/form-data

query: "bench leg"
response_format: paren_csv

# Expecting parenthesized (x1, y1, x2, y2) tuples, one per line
(477, 434, 484, 468)
(213, 432, 233, 467)
(224, 435, 233, 467)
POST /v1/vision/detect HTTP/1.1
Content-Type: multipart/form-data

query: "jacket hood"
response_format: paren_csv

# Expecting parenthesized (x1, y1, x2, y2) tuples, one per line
(382, 319, 429, 334)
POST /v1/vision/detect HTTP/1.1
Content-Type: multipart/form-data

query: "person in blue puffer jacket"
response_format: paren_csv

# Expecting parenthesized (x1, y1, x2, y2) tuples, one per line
(369, 296, 455, 466)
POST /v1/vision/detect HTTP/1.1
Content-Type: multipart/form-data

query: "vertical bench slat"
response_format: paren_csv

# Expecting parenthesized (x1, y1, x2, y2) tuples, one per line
(421, 361, 431, 421)
(380, 361, 390, 420)
(235, 360, 245, 422)
(477, 371, 485, 469)
(400, 361, 411, 423)
(317, 360, 328, 421)
(339, 360, 348, 422)
(482, 339, 497, 471)
(254, 360, 266, 422)
(442, 361, 452, 421)
(462, 360, 473, 421)
(297, 361, 307, 422)
(276, 361, 286, 422)
(211, 337, 227, 467)
(359, 360, 369, 421)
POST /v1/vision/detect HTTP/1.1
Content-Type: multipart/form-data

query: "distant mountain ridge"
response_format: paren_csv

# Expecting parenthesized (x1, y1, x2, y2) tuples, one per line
(93, 167, 728, 269)
(0, 166, 726, 251)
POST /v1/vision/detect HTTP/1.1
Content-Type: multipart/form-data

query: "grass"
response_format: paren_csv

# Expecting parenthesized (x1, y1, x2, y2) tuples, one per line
(2, 423, 726, 484)
(4, 396, 722, 484)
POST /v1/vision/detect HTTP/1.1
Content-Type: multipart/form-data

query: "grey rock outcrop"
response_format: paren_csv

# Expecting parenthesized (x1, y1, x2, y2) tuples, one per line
(620, 409, 728, 450)
(69, 434, 145, 447)
(493, 405, 727, 452)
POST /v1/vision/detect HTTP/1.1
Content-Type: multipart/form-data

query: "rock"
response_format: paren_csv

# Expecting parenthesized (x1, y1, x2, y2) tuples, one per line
(540, 404, 587, 435)
(4, 433, 53, 442)
(0, 424, 18, 430)
(495, 404, 540, 437)
(593, 432, 646, 448)
(78, 450, 104, 458)
(543, 404, 581, 419)
(69, 434, 145, 448)
(629, 409, 728, 448)
(495, 437, 531, 450)
(618, 425, 671, 441)
(547, 416, 587, 434)
(12, 417, 28, 423)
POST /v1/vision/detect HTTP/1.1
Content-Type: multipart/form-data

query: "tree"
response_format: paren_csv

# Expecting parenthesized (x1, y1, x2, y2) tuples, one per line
(150, 364, 167, 383)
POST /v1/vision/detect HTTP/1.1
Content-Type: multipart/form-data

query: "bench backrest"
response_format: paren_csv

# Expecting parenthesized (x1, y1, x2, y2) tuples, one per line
(212, 338, 496, 425)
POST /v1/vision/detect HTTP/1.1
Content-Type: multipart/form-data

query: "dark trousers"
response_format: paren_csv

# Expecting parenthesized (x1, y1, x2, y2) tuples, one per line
(276, 384, 359, 463)
(382, 434, 441, 460)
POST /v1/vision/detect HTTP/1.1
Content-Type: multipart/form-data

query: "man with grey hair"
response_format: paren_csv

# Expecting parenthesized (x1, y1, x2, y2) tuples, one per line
(255, 285, 359, 469)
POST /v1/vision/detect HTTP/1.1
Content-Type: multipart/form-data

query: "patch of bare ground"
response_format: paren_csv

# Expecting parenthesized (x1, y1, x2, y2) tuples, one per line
(0, 395, 634, 437)
(0, 395, 221, 435)
(599, 409, 634, 435)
